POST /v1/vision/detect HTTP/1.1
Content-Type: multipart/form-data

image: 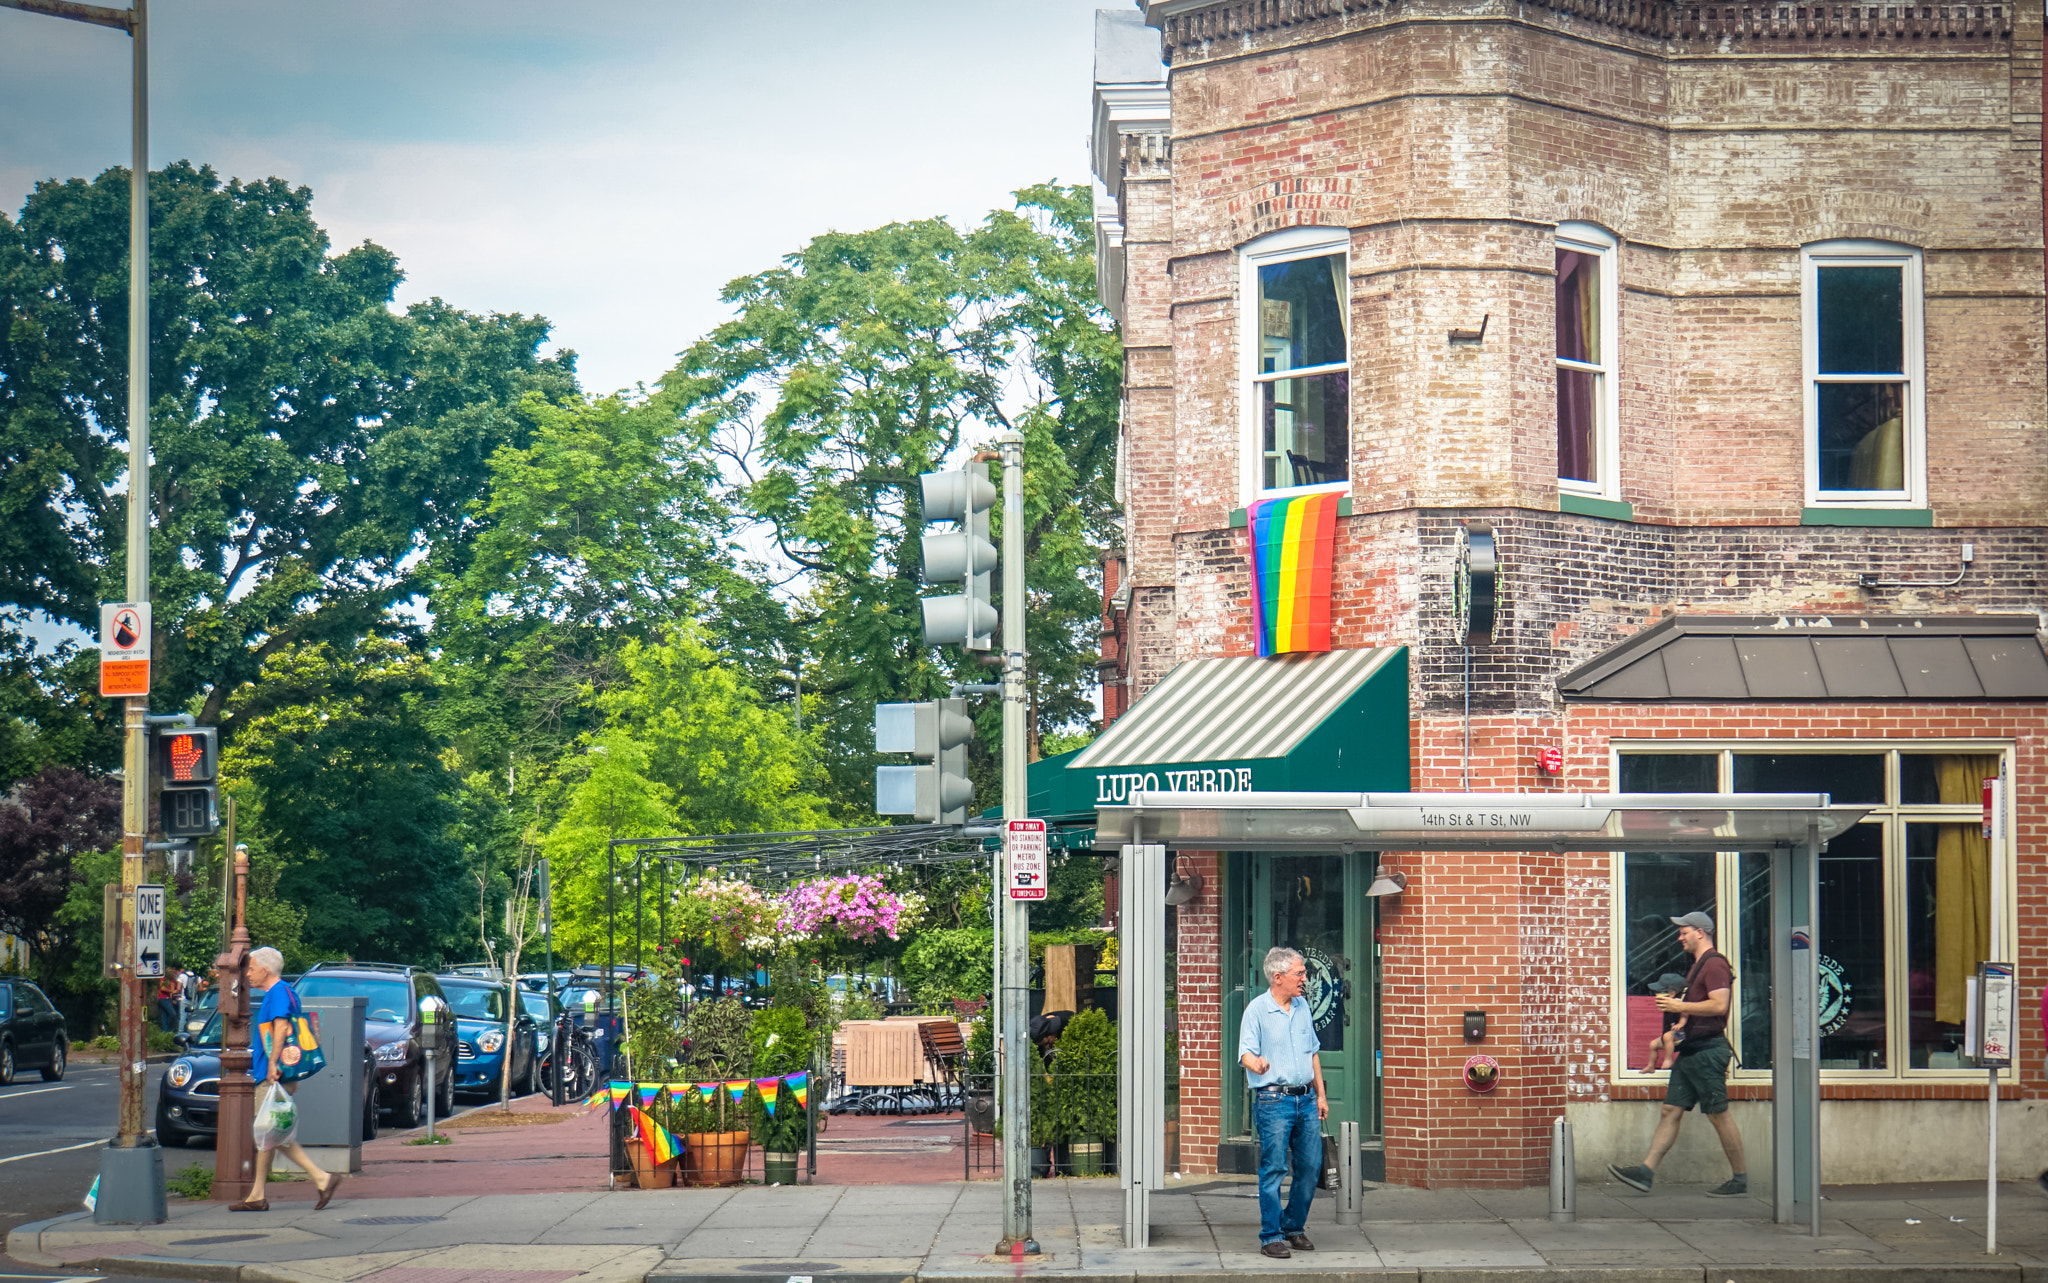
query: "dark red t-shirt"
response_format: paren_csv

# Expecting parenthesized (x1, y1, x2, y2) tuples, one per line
(1681, 950, 1734, 1041)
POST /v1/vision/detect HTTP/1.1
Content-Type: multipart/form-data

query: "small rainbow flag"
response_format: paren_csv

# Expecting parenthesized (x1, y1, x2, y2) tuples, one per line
(1246, 491, 1339, 657)
(696, 1083, 718, 1102)
(786, 1070, 809, 1112)
(724, 1080, 750, 1104)
(629, 1106, 679, 1164)
(755, 1077, 783, 1115)
(638, 1086, 658, 1108)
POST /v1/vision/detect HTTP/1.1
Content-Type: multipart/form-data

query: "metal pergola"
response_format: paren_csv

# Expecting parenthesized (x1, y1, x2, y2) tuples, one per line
(1106, 791, 1869, 1247)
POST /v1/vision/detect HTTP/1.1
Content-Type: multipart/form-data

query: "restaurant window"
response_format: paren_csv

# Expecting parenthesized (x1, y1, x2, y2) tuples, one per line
(1803, 241, 1925, 508)
(1241, 228, 1351, 498)
(1612, 745, 2009, 1081)
(1556, 223, 1619, 496)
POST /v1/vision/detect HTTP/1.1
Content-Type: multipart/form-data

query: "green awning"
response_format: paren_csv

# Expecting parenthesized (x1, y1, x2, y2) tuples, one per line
(1027, 646, 1408, 817)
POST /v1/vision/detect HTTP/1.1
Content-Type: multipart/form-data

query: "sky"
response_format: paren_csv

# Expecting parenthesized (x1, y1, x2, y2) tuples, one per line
(0, 0, 1119, 398)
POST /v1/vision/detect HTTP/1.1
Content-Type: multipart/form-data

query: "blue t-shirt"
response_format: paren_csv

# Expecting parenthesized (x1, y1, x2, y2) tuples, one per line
(1238, 990, 1320, 1088)
(249, 983, 293, 1081)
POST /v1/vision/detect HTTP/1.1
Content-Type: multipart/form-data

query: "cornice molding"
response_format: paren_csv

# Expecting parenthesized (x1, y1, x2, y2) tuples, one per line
(1152, 0, 2011, 62)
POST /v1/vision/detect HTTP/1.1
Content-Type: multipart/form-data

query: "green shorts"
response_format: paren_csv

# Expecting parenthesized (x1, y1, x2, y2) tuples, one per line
(1666, 1036, 1730, 1114)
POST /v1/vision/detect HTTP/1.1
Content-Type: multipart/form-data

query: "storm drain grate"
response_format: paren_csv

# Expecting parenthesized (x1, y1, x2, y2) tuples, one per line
(346, 1215, 447, 1226)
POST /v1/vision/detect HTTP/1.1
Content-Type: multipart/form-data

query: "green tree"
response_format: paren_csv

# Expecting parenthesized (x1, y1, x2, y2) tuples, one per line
(666, 184, 1121, 812)
(222, 637, 465, 963)
(0, 162, 576, 738)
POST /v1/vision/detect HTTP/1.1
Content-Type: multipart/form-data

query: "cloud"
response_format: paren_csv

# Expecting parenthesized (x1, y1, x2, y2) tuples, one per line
(0, 0, 1110, 394)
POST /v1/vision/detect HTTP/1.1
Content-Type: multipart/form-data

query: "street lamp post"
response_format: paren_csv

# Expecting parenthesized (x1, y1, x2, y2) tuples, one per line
(0, 0, 162, 1224)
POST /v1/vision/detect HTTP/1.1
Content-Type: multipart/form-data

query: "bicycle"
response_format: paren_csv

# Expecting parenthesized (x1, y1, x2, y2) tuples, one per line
(538, 1013, 597, 1102)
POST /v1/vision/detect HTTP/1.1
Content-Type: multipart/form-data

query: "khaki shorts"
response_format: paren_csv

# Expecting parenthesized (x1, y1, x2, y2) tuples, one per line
(1665, 1036, 1730, 1114)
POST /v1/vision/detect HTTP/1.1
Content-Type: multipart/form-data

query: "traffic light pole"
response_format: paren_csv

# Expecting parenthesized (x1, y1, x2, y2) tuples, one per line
(996, 430, 1036, 1255)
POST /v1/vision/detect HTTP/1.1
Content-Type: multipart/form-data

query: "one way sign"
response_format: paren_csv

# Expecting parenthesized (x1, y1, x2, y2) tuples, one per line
(134, 884, 165, 978)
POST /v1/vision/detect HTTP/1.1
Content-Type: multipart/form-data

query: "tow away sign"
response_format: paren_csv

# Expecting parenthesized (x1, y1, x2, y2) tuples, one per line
(134, 883, 165, 978)
(1007, 818, 1048, 901)
(99, 601, 151, 698)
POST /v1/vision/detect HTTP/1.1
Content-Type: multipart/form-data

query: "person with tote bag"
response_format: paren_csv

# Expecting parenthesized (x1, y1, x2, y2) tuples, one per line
(229, 947, 343, 1212)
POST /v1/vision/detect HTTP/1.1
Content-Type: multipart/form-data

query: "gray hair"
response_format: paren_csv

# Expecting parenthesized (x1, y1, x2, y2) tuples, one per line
(248, 946, 284, 975)
(1262, 946, 1304, 983)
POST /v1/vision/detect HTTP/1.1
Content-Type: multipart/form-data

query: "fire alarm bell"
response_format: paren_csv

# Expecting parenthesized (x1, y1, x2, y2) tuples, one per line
(1537, 746, 1563, 775)
(1463, 1010, 1487, 1042)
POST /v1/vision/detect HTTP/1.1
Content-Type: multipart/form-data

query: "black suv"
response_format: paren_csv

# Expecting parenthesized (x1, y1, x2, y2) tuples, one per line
(296, 963, 452, 1128)
(0, 977, 68, 1084)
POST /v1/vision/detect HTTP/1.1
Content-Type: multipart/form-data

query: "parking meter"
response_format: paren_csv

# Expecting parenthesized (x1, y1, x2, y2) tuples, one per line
(580, 989, 599, 1027)
(419, 999, 445, 1140)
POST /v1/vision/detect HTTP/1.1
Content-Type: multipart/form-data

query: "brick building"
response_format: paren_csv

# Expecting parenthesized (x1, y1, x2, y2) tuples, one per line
(1078, 0, 2048, 1187)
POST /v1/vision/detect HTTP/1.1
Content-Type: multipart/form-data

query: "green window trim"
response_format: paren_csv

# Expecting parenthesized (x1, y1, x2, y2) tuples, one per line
(1559, 493, 1634, 521)
(1800, 507, 1934, 527)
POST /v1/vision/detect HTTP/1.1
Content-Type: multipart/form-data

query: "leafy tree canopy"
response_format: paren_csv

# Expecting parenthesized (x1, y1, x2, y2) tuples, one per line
(0, 161, 577, 737)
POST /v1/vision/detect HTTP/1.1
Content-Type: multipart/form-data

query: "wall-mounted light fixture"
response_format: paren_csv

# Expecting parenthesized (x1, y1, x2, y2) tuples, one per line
(1366, 864, 1407, 898)
(1165, 856, 1203, 906)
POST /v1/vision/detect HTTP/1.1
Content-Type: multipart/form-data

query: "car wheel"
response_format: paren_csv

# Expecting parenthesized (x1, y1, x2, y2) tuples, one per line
(0, 1039, 14, 1085)
(517, 1049, 535, 1096)
(40, 1039, 65, 1082)
(440, 1068, 455, 1118)
(397, 1072, 425, 1130)
(361, 1082, 379, 1142)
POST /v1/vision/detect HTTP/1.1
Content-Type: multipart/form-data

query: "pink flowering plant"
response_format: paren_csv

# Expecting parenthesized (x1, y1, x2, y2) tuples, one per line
(671, 872, 782, 956)
(777, 873, 924, 947)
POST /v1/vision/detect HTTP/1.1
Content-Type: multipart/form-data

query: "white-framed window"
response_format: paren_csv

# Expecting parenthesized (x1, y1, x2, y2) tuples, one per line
(1239, 227, 1351, 501)
(1609, 742, 2013, 1084)
(1802, 241, 1926, 508)
(1555, 223, 1619, 496)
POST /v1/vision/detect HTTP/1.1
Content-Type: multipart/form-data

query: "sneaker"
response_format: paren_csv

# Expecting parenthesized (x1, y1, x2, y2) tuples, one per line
(1707, 1175, 1749, 1198)
(1608, 1162, 1653, 1192)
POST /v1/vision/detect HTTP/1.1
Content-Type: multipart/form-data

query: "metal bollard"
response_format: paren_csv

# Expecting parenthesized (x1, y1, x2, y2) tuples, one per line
(1335, 1120, 1363, 1225)
(1549, 1115, 1576, 1222)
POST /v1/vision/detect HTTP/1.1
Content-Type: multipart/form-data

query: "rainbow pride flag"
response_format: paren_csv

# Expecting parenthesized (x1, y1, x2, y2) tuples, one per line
(1246, 491, 1340, 656)
(629, 1105, 679, 1164)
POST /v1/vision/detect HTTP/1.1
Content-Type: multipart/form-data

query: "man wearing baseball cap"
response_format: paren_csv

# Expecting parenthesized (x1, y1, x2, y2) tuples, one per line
(1608, 910, 1747, 1197)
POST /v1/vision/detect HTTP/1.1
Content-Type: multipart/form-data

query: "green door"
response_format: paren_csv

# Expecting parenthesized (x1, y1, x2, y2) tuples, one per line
(1248, 852, 1375, 1135)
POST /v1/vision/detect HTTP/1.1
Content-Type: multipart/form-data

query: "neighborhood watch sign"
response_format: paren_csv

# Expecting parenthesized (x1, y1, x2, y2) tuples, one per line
(1094, 766, 1260, 803)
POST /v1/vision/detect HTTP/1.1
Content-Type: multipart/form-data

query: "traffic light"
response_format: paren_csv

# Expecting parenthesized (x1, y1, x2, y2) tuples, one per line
(155, 726, 219, 838)
(919, 462, 997, 650)
(873, 699, 975, 824)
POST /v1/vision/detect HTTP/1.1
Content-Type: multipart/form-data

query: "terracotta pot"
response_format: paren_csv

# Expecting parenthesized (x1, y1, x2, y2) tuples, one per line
(628, 1138, 677, 1189)
(683, 1129, 752, 1187)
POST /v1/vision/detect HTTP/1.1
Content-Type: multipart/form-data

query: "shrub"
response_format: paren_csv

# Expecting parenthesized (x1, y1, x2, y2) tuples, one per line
(1051, 1008, 1117, 1142)
(678, 998, 752, 1079)
(166, 1163, 213, 1200)
(753, 1079, 807, 1152)
(748, 1006, 814, 1077)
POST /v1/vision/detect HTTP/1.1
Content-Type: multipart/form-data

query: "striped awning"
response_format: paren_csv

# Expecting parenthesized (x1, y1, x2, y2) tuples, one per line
(1072, 647, 1401, 770)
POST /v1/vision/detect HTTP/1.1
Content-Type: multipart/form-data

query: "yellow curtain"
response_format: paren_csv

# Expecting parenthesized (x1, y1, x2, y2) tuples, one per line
(1934, 755, 2001, 1025)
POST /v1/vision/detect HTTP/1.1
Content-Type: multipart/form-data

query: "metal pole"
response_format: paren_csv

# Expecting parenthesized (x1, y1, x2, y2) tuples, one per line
(213, 833, 254, 1196)
(995, 430, 1036, 1254)
(544, 856, 562, 1107)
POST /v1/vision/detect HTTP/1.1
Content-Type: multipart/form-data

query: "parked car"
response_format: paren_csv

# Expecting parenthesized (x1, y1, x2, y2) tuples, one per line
(0, 977, 68, 1084)
(518, 986, 557, 1062)
(436, 974, 538, 1100)
(295, 963, 452, 1128)
(156, 1007, 377, 1149)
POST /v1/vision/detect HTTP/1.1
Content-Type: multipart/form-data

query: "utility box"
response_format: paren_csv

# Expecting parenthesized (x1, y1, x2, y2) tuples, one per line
(290, 995, 366, 1174)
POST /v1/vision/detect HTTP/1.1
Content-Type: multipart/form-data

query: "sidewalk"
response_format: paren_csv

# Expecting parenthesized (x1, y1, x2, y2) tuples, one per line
(14, 1173, 2048, 1283)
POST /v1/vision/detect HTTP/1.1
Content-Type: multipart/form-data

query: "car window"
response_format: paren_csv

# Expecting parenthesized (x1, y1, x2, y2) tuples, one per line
(0, 984, 12, 1018)
(518, 989, 552, 1020)
(444, 985, 505, 1021)
(22, 984, 54, 1015)
(193, 1011, 223, 1048)
(296, 976, 410, 1023)
(416, 974, 444, 1001)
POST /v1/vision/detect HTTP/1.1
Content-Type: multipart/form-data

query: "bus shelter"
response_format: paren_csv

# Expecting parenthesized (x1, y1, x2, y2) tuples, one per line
(1101, 791, 1870, 1247)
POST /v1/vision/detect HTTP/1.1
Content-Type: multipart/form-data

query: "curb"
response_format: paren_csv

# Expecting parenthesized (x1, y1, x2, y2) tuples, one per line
(646, 1268, 2046, 1283)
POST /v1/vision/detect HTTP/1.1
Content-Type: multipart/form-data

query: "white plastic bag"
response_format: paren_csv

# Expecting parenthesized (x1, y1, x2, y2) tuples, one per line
(253, 1080, 297, 1152)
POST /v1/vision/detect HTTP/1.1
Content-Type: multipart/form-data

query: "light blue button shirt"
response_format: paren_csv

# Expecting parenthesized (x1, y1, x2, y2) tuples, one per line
(1238, 989, 1319, 1088)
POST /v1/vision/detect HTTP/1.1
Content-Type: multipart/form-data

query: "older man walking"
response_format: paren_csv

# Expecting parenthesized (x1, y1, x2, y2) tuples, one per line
(230, 947, 343, 1212)
(1238, 946, 1327, 1258)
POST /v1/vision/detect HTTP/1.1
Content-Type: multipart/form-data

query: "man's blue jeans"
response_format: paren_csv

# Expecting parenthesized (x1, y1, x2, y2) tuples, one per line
(1252, 1090, 1321, 1244)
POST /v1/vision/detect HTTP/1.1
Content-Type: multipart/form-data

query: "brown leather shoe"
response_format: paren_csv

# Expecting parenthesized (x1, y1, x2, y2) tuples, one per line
(1288, 1233, 1316, 1251)
(228, 1199, 268, 1212)
(1260, 1241, 1291, 1259)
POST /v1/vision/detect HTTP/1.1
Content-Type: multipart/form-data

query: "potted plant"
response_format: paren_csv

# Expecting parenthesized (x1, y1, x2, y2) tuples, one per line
(756, 1079, 804, 1184)
(1053, 1009, 1117, 1176)
(677, 998, 758, 1187)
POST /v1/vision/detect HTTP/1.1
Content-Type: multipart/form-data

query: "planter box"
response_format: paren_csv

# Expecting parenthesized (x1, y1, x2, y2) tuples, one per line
(763, 1149, 800, 1185)
(683, 1129, 751, 1187)
(1068, 1137, 1105, 1177)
